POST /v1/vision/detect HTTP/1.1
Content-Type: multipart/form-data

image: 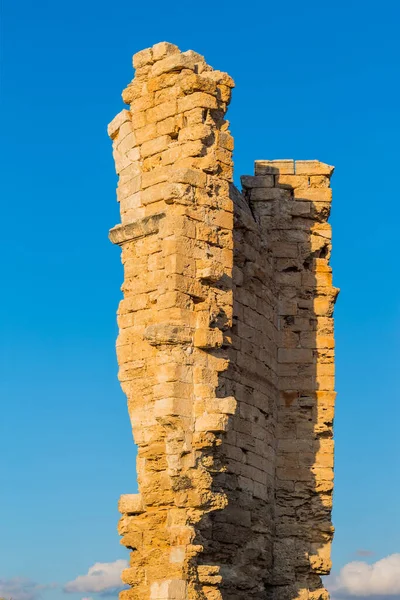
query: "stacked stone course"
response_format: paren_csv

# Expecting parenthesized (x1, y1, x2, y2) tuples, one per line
(108, 42, 338, 600)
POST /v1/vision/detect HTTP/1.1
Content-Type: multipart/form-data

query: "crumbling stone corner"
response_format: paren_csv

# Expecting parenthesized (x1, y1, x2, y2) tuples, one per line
(109, 41, 338, 600)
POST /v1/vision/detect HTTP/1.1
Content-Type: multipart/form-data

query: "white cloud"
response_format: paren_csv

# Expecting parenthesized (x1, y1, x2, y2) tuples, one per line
(326, 553, 400, 597)
(64, 559, 128, 594)
(0, 578, 51, 600)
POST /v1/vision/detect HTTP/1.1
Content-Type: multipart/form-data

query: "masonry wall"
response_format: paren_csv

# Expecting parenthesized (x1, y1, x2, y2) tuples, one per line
(108, 42, 338, 600)
(240, 161, 337, 599)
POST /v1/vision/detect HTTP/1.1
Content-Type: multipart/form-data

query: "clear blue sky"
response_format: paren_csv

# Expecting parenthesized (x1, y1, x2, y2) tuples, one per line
(1, 1, 399, 599)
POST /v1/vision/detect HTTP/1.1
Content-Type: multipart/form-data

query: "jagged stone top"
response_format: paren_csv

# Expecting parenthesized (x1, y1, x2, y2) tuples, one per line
(132, 41, 234, 80)
(119, 41, 235, 106)
(108, 40, 236, 225)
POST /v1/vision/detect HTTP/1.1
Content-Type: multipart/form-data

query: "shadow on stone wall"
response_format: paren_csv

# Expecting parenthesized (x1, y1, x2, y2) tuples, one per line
(194, 161, 337, 600)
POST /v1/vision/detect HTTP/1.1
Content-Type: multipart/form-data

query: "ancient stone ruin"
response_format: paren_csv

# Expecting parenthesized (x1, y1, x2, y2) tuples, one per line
(108, 42, 338, 600)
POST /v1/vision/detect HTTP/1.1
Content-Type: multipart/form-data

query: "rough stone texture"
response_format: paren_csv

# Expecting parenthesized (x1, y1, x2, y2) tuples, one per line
(108, 42, 338, 600)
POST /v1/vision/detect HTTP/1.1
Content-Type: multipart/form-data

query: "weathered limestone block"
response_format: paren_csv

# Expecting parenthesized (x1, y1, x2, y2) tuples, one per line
(109, 42, 337, 600)
(119, 494, 145, 515)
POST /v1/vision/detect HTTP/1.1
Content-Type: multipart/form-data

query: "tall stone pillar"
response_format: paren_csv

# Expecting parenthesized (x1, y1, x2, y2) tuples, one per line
(109, 43, 338, 600)
(108, 42, 236, 600)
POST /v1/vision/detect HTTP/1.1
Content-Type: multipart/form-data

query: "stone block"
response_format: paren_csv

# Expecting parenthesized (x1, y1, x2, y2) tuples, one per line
(178, 124, 212, 143)
(177, 92, 218, 113)
(195, 413, 229, 432)
(294, 160, 334, 176)
(193, 328, 224, 349)
(122, 80, 146, 104)
(278, 348, 314, 365)
(141, 182, 191, 205)
(130, 93, 155, 113)
(108, 109, 131, 139)
(294, 187, 332, 201)
(250, 187, 291, 201)
(150, 579, 187, 599)
(150, 51, 204, 78)
(241, 175, 274, 188)
(144, 324, 193, 346)
(161, 140, 204, 165)
(255, 159, 295, 175)
(152, 42, 180, 61)
(154, 397, 192, 419)
(141, 135, 171, 158)
(147, 101, 177, 124)
(205, 396, 237, 415)
(133, 47, 154, 70)
(179, 73, 218, 96)
(118, 493, 144, 514)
